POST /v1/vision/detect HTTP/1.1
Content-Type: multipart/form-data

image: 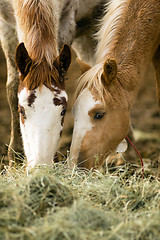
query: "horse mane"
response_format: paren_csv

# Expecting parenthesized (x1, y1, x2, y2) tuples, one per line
(95, 0, 128, 63)
(75, 0, 128, 100)
(13, 0, 59, 67)
(74, 63, 104, 101)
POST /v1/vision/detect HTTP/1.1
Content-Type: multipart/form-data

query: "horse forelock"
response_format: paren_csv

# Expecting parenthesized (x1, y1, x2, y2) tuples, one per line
(75, 63, 107, 102)
(75, 62, 129, 109)
(20, 61, 63, 91)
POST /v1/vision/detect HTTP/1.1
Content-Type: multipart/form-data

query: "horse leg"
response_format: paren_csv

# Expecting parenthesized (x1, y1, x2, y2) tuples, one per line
(0, 18, 23, 166)
(153, 45, 160, 113)
(58, 0, 78, 49)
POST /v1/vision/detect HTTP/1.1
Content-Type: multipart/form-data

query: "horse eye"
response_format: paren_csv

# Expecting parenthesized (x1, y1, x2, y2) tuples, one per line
(61, 109, 66, 116)
(18, 106, 25, 117)
(94, 112, 105, 120)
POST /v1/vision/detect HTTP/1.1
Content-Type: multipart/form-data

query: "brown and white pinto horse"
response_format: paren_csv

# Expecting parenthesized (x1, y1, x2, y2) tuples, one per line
(14, 0, 71, 168)
(0, 0, 106, 167)
(69, 0, 160, 169)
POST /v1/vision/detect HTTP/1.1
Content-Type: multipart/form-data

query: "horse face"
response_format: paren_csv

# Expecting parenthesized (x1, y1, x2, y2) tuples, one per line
(70, 87, 129, 169)
(18, 85, 67, 168)
(69, 58, 130, 169)
(16, 43, 71, 168)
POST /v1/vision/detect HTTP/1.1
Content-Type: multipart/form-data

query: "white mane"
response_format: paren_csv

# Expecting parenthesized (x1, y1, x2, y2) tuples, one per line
(95, 0, 128, 63)
(76, 0, 128, 98)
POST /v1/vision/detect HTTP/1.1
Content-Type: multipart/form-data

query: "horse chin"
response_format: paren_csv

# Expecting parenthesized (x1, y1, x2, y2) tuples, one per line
(26, 152, 55, 169)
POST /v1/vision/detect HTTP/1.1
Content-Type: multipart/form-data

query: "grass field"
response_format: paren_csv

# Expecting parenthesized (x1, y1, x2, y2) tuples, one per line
(0, 161, 159, 240)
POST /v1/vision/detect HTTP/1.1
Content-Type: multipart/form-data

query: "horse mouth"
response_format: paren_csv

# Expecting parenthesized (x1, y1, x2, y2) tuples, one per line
(77, 152, 106, 170)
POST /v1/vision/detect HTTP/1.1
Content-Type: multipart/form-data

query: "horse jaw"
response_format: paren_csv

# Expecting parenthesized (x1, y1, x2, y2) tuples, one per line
(18, 85, 67, 168)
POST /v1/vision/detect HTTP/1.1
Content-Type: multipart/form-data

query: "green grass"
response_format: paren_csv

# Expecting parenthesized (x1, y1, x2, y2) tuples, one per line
(0, 162, 160, 240)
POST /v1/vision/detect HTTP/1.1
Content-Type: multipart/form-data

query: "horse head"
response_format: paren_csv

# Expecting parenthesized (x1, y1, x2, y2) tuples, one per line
(69, 57, 130, 169)
(16, 43, 71, 168)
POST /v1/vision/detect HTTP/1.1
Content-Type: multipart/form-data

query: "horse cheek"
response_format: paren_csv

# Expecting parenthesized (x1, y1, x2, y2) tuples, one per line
(103, 111, 130, 154)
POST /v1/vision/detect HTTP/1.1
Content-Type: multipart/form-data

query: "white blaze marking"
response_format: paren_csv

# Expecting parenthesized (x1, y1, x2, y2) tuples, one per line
(18, 85, 67, 168)
(69, 88, 100, 166)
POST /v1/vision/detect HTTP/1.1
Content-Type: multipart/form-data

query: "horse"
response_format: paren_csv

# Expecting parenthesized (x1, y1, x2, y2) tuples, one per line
(12, 0, 73, 168)
(0, 0, 106, 167)
(69, 0, 160, 170)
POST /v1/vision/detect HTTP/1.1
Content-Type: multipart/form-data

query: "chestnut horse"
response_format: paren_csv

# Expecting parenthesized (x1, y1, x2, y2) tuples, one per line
(0, 0, 106, 167)
(69, 0, 160, 169)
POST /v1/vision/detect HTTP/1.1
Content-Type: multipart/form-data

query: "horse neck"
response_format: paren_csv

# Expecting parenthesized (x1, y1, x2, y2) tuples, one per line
(96, 0, 160, 107)
(13, 0, 59, 67)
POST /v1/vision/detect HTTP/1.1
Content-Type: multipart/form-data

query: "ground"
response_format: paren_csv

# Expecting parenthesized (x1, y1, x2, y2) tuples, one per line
(0, 46, 159, 172)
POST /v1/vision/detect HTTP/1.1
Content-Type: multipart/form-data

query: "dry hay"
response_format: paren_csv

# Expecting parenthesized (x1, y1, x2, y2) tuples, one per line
(0, 163, 160, 240)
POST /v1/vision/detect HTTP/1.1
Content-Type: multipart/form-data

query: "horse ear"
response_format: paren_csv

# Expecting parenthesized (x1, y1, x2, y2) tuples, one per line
(76, 57, 91, 74)
(15, 42, 32, 76)
(102, 58, 117, 85)
(55, 44, 71, 78)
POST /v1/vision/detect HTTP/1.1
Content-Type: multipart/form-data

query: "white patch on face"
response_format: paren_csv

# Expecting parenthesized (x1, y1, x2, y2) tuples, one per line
(69, 88, 100, 166)
(18, 85, 67, 168)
